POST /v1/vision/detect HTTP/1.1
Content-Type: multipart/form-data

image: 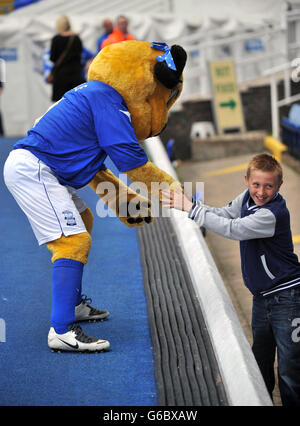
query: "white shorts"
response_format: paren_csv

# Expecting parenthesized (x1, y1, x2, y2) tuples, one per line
(3, 149, 88, 245)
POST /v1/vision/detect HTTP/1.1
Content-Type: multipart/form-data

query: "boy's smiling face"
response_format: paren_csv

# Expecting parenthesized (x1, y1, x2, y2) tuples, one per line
(245, 169, 283, 206)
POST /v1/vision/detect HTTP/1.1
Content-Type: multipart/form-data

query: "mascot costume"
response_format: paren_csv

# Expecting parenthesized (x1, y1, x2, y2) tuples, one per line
(3, 41, 187, 352)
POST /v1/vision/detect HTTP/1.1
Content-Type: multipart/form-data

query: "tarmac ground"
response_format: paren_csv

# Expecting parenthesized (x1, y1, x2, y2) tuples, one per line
(177, 151, 300, 407)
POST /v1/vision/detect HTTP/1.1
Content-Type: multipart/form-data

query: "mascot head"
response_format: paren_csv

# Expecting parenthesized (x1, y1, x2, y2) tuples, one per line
(88, 40, 187, 141)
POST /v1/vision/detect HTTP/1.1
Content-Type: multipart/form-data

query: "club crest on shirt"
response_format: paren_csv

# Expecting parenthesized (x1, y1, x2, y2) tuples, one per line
(62, 210, 77, 226)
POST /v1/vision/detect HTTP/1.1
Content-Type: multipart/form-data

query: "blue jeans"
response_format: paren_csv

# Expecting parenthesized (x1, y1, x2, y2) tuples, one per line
(252, 287, 300, 406)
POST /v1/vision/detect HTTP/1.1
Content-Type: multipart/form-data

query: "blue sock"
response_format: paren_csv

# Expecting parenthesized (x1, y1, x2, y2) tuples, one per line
(51, 258, 84, 334)
(76, 281, 83, 306)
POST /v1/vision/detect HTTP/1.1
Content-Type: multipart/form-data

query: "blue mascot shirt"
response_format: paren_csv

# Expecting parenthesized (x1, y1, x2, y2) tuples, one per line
(13, 81, 148, 189)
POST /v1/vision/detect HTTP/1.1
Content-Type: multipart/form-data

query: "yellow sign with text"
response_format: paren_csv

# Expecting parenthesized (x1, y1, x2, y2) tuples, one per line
(209, 60, 245, 134)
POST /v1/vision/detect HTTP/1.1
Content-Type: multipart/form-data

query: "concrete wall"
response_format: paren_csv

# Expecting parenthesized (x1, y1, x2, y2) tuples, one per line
(191, 130, 266, 162)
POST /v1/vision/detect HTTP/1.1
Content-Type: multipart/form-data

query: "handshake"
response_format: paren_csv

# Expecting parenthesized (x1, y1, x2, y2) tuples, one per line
(89, 168, 192, 228)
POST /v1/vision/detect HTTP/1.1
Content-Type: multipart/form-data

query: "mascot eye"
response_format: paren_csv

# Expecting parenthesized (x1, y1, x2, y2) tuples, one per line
(167, 86, 179, 106)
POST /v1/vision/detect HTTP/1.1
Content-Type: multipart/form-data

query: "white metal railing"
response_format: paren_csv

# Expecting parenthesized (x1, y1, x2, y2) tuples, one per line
(174, 25, 287, 100)
(263, 61, 300, 139)
(173, 6, 300, 138)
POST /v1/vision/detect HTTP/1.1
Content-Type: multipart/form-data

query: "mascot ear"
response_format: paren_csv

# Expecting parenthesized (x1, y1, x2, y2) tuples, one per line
(154, 45, 187, 89)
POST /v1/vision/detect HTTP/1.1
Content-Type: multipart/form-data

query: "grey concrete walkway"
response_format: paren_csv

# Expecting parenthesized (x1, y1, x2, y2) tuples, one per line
(177, 152, 300, 406)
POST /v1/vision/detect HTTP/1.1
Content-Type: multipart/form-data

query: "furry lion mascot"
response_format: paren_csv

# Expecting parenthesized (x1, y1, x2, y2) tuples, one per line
(4, 40, 187, 352)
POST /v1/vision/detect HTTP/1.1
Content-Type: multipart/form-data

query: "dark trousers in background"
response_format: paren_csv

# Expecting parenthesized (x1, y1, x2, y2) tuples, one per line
(252, 287, 300, 406)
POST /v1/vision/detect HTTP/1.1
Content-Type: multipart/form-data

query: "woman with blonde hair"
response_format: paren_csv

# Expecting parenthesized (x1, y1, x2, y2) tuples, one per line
(55, 15, 71, 33)
(50, 15, 84, 101)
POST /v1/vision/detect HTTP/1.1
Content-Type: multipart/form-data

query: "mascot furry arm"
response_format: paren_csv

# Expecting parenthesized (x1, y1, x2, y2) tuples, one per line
(87, 41, 187, 226)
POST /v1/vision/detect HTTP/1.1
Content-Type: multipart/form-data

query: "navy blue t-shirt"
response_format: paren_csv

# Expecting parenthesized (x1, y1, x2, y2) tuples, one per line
(13, 81, 148, 189)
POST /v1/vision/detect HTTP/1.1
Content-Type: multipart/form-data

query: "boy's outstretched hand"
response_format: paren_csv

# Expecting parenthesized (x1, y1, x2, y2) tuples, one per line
(161, 189, 194, 212)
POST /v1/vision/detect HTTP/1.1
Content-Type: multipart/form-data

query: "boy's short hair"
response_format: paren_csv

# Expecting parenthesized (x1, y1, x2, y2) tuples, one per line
(246, 153, 283, 183)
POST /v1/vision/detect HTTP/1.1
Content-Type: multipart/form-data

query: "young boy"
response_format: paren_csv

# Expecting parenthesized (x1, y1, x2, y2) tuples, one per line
(162, 153, 300, 406)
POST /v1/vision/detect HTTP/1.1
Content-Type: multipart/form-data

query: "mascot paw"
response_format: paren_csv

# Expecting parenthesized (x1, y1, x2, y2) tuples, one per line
(118, 193, 153, 227)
